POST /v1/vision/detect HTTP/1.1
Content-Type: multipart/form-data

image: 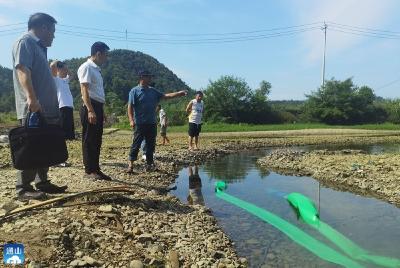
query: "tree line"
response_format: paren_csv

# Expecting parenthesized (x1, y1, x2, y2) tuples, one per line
(0, 50, 399, 125)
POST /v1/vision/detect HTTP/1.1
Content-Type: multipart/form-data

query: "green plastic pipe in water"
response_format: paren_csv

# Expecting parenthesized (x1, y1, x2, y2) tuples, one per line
(286, 192, 400, 268)
(215, 181, 363, 268)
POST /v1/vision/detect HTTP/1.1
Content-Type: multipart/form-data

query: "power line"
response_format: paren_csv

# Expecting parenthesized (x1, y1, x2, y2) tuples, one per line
(0, 27, 25, 33)
(2, 20, 399, 40)
(0, 22, 25, 28)
(57, 27, 320, 44)
(0, 31, 24, 37)
(58, 21, 323, 36)
(376, 77, 400, 90)
(327, 21, 400, 35)
(329, 28, 400, 40)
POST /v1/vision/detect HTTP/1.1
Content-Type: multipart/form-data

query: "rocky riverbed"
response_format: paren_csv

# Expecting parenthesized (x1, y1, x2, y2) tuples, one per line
(1, 129, 400, 267)
(257, 149, 400, 206)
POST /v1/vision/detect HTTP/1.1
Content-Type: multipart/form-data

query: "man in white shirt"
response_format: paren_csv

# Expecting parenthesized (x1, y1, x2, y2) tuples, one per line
(54, 61, 75, 140)
(77, 42, 111, 181)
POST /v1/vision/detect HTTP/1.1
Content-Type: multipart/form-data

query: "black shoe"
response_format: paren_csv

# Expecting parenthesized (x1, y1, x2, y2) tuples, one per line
(17, 190, 46, 201)
(84, 172, 103, 180)
(97, 170, 112, 181)
(36, 182, 68, 194)
(145, 163, 156, 172)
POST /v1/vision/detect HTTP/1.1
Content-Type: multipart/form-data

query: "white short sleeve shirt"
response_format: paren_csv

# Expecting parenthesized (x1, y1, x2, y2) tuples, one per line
(54, 76, 74, 108)
(77, 58, 105, 103)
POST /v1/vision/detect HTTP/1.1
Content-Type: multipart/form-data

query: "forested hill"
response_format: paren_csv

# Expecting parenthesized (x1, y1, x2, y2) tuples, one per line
(0, 49, 192, 112)
(0, 66, 13, 112)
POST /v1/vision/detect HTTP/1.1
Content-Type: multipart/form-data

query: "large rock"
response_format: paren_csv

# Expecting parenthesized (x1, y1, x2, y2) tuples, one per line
(129, 260, 144, 268)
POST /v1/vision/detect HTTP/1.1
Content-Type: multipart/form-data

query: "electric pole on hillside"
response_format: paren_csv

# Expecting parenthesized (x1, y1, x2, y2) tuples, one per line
(321, 22, 328, 89)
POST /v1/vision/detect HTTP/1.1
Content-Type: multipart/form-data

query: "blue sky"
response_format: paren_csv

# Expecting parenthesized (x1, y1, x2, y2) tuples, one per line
(0, 0, 399, 100)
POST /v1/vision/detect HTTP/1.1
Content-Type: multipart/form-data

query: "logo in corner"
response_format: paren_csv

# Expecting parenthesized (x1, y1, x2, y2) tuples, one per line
(3, 243, 24, 265)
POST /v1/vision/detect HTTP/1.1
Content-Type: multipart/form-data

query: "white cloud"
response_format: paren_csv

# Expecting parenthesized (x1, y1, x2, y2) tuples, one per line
(292, 0, 398, 63)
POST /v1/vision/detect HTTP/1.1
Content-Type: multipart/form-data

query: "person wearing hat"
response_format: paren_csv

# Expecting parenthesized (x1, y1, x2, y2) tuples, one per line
(126, 70, 187, 173)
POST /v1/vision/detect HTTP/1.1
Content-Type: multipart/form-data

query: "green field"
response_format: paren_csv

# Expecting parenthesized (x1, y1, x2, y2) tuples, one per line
(2, 112, 400, 132)
(113, 121, 400, 133)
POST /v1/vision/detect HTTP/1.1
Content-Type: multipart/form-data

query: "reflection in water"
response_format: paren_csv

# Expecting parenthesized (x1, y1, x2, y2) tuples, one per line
(203, 154, 265, 182)
(172, 147, 400, 267)
(187, 166, 205, 206)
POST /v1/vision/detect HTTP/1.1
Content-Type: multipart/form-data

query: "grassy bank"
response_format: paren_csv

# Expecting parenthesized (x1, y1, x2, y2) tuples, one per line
(0, 112, 17, 125)
(113, 121, 400, 133)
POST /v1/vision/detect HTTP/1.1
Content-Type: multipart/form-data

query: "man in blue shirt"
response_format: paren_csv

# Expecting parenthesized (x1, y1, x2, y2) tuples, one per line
(127, 70, 187, 172)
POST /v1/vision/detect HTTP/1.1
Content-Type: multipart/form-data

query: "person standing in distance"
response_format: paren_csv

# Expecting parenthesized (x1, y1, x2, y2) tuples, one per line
(77, 42, 111, 180)
(186, 91, 204, 150)
(158, 104, 170, 145)
(12, 12, 68, 200)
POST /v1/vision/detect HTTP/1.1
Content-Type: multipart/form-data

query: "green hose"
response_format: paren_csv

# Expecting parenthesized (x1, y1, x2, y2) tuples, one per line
(215, 181, 363, 268)
(286, 192, 400, 268)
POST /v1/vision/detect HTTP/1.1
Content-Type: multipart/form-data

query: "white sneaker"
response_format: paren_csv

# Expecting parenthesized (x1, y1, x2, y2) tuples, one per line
(142, 155, 146, 161)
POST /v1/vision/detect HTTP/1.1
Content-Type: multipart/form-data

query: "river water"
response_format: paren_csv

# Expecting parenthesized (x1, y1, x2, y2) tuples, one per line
(171, 146, 400, 267)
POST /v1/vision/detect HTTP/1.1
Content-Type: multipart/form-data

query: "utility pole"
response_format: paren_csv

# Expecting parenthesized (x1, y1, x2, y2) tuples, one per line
(321, 22, 328, 89)
(318, 22, 328, 217)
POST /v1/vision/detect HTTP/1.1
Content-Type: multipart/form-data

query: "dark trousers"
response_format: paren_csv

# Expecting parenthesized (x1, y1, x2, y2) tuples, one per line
(129, 124, 157, 165)
(15, 117, 60, 193)
(80, 99, 104, 174)
(60, 106, 75, 140)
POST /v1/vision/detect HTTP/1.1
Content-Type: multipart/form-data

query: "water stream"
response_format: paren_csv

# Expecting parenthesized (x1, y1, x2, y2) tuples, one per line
(171, 145, 400, 267)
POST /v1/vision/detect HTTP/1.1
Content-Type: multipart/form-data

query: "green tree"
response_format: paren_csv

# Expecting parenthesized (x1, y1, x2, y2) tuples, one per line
(303, 78, 384, 124)
(204, 75, 252, 123)
(246, 81, 272, 123)
(204, 76, 272, 123)
(105, 91, 126, 116)
(382, 99, 400, 123)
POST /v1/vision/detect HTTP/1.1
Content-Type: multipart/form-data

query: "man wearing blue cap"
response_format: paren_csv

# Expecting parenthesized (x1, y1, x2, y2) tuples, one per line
(127, 70, 187, 172)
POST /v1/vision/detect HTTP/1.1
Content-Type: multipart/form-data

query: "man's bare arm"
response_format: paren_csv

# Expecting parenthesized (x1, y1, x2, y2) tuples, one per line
(80, 83, 96, 124)
(16, 65, 41, 112)
(186, 101, 193, 114)
(127, 103, 135, 128)
(163, 90, 187, 100)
